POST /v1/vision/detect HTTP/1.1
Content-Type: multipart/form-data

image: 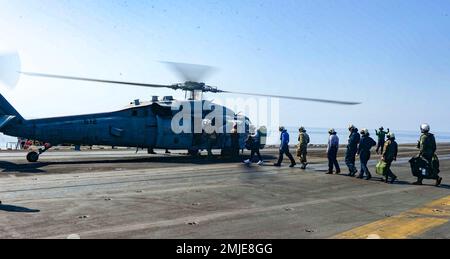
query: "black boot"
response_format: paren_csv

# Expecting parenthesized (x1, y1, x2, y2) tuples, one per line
(412, 179, 423, 185)
(390, 176, 397, 184)
(436, 177, 443, 187)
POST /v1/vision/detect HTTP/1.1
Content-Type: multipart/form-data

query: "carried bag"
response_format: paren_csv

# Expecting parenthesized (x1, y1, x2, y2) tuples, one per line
(409, 155, 438, 179)
(376, 160, 387, 176)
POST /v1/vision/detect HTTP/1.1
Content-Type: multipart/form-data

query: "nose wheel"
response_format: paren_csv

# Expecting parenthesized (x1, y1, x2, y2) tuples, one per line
(26, 151, 40, 163)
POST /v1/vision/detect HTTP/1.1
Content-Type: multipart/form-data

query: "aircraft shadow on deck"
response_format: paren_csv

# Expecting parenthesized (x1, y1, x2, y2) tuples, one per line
(0, 154, 277, 174)
(0, 204, 40, 213)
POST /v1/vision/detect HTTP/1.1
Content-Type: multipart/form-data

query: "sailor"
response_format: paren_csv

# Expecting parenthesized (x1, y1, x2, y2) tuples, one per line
(230, 123, 240, 157)
(357, 129, 376, 180)
(413, 124, 442, 186)
(204, 119, 217, 159)
(326, 128, 341, 174)
(274, 127, 296, 167)
(345, 125, 360, 176)
(243, 125, 263, 166)
(296, 127, 310, 169)
(375, 127, 389, 154)
(382, 132, 398, 183)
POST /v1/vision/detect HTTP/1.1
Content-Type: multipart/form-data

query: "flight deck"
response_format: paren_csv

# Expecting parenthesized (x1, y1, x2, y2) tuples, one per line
(1, 144, 449, 239)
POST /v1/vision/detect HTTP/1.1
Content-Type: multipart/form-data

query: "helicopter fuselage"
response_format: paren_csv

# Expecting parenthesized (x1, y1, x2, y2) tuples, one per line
(2, 99, 251, 152)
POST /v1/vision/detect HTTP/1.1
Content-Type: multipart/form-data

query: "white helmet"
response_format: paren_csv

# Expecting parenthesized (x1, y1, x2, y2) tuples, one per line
(387, 132, 395, 139)
(348, 124, 355, 130)
(360, 128, 369, 136)
(328, 128, 336, 134)
(420, 123, 430, 133)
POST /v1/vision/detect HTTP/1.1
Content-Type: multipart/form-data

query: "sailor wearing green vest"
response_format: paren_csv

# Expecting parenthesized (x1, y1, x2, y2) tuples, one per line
(375, 127, 389, 154)
(413, 124, 442, 186)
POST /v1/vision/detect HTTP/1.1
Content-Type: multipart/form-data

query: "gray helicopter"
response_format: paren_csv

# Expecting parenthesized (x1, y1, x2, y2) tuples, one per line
(0, 52, 360, 162)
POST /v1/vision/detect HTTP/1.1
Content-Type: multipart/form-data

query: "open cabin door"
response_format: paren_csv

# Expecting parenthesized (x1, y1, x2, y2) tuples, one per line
(155, 115, 193, 149)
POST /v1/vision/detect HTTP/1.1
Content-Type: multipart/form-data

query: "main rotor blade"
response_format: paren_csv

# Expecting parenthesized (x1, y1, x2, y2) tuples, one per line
(0, 51, 21, 88)
(161, 61, 217, 82)
(224, 91, 361, 105)
(20, 72, 175, 89)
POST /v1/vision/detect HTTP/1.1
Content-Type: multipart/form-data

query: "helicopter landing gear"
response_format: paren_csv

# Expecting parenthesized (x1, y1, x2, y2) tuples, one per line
(26, 151, 39, 163)
(26, 143, 52, 163)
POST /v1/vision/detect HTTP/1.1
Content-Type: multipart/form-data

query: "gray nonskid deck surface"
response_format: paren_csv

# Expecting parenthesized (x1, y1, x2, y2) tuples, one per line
(0, 146, 449, 239)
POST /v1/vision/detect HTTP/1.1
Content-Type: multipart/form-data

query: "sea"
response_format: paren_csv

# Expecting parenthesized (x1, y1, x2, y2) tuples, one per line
(264, 127, 450, 146)
(1, 127, 450, 149)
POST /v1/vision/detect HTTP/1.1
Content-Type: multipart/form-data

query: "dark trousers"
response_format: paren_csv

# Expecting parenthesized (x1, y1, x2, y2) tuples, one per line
(345, 151, 357, 174)
(250, 148, 262, 162)
(376, 140, 385, 154)
(360, 158, 371, 177)
(328, 148, 341, 173)
(298, 148, 307, 164)
(385, 161, 397, 180)
(277, 148, 296, 165)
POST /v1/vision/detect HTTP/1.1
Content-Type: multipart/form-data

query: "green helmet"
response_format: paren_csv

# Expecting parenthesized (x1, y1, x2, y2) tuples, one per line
(299, 126, 306, 132)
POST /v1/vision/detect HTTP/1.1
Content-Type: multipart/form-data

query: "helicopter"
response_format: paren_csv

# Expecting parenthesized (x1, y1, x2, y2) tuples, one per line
(0, 52, 360, 163)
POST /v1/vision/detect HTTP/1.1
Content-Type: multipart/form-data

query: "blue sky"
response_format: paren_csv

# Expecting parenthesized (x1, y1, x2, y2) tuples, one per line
(1, 0, 450, 133)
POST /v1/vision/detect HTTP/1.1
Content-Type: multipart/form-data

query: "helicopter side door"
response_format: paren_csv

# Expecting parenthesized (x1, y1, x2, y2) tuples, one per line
(155, 115, 193, 149)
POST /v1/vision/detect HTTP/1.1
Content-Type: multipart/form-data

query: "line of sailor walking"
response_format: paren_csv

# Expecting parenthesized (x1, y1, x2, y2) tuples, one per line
(243, 123, 442, 187)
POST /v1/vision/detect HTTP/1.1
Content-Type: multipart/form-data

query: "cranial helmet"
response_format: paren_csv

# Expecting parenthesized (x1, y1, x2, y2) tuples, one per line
(421, 123, 430, 133)
(387, 132, 395, 139)
(348, 124, 355, 130)
(279, 126, 285, 132)
(329, 128, 336, 134)
(360, 128, 369, 136)
(299, 126, 306, 132)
